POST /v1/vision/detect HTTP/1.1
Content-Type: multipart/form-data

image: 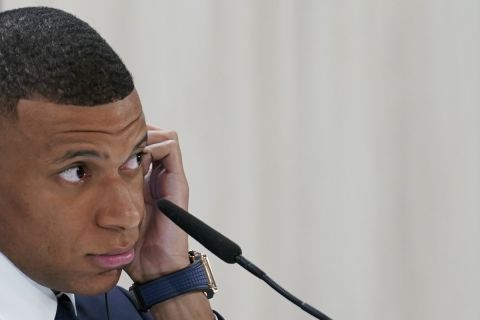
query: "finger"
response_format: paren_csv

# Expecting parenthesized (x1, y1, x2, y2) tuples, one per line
(147, 130, 183, 163)
(146, 126, 179, 142)
(144, 139, 184, 176)
(147, 124, 161, 130)
(147, 129, 179, 144)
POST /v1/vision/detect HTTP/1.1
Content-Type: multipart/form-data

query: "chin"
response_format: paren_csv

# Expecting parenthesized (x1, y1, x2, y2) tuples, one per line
(70, 269, 122, 295)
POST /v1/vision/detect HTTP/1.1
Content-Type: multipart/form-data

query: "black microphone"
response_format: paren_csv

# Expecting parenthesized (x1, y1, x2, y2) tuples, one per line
(156, 199, 332, 320)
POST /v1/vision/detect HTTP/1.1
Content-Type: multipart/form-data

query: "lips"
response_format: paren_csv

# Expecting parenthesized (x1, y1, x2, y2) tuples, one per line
(89, 247, 135, 269)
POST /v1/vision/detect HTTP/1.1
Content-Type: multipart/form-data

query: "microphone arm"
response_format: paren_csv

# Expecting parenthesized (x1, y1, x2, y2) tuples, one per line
(156, 199, 332, 320)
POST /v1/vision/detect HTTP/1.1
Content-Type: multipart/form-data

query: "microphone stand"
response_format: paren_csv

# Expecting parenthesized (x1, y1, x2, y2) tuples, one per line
(235, 255, 331, 319)
(156, 199, 332, 320)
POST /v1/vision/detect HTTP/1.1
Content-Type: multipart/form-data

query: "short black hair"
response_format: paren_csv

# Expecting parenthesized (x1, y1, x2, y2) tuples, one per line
(0, 6, 134, 115)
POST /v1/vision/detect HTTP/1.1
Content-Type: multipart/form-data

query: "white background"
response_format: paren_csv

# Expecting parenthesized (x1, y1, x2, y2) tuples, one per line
(2, 1, 480, 319)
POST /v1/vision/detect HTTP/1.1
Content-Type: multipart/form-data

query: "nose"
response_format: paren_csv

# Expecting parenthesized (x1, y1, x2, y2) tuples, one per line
(95, 176, 144, 232)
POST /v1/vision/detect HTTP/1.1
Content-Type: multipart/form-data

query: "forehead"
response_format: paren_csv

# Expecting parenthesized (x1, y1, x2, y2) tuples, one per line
(13, 91, 144, 139)
(2, 91, 147, 161)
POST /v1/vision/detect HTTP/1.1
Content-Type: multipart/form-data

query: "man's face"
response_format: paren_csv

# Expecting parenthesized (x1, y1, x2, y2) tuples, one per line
(0, 90, 147, 294)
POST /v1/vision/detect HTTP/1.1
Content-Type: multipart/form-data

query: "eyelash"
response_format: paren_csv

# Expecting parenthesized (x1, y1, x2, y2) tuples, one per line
(58, 151, 147, 184)
(136, 151, 147, 163)
(121, 151, 147, 170)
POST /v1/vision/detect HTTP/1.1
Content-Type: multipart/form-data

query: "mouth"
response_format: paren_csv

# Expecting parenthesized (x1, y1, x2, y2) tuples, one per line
(88, 247, 135, 269)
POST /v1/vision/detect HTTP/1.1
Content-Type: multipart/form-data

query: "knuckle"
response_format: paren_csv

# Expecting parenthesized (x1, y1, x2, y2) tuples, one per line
(167, 139, 177, 146)
(162, 129, 179, 141)
(164, 139, 178, 150)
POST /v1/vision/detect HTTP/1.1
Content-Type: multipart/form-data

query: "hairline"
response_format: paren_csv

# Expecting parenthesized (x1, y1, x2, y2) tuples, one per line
(0, 89, 137, 120)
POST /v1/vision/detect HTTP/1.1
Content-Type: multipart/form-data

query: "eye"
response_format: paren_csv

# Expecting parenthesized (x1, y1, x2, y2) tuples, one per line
(59, 165, 88, 183)
(122, 152, 147, 171)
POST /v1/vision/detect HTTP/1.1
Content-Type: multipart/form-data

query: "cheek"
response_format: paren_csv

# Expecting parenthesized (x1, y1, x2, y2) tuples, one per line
(134, 174, 147, 206)
(0, 187, 51, 247)
(12, 189, 94, 262)
(0, 193, 86, 285)
(14, 198, 85, 256)
(123, 171, 147, 210)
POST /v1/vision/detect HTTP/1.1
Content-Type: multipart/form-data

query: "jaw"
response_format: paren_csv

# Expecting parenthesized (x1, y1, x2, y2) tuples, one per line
(49, 268, 123, 295)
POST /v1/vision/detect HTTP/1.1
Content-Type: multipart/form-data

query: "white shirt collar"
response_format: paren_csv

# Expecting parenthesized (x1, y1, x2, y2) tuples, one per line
(0, 251, 76, 319)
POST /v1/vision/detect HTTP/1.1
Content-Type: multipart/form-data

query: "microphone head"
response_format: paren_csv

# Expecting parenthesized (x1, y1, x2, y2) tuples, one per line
(156, 199, 242, 264)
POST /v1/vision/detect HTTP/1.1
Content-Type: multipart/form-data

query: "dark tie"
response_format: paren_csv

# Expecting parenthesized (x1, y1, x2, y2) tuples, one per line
(55, 293, 78, 320)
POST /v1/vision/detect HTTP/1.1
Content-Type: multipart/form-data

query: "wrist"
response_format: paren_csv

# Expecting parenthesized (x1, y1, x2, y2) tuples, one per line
(130, 255, 191, 283)
(153, 254, 191, 277)
(149, 291, 213, 320)
(129, 251, 218, 312)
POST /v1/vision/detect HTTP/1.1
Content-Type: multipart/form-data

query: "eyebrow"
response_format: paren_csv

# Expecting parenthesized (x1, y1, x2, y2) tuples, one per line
(53, 132, 148, 164)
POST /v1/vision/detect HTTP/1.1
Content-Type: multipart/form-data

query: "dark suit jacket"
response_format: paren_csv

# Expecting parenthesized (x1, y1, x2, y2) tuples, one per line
(76, 286, 152, 320)
(75, 286, 224, 320)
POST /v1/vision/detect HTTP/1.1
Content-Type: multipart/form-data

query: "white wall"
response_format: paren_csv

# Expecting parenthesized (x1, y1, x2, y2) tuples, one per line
(2, 1, 480, 319)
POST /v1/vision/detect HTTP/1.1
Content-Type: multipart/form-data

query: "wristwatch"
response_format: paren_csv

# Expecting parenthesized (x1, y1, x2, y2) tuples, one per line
(129, 251, 218, 312)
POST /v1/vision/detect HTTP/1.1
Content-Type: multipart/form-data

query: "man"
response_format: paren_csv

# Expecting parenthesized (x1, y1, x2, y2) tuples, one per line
(0, 6, 221, 320)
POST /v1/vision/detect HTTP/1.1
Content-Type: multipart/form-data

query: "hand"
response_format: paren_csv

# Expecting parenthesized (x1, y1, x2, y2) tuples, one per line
(125, 125, 190, 283)
(124, 125, 214, 319)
